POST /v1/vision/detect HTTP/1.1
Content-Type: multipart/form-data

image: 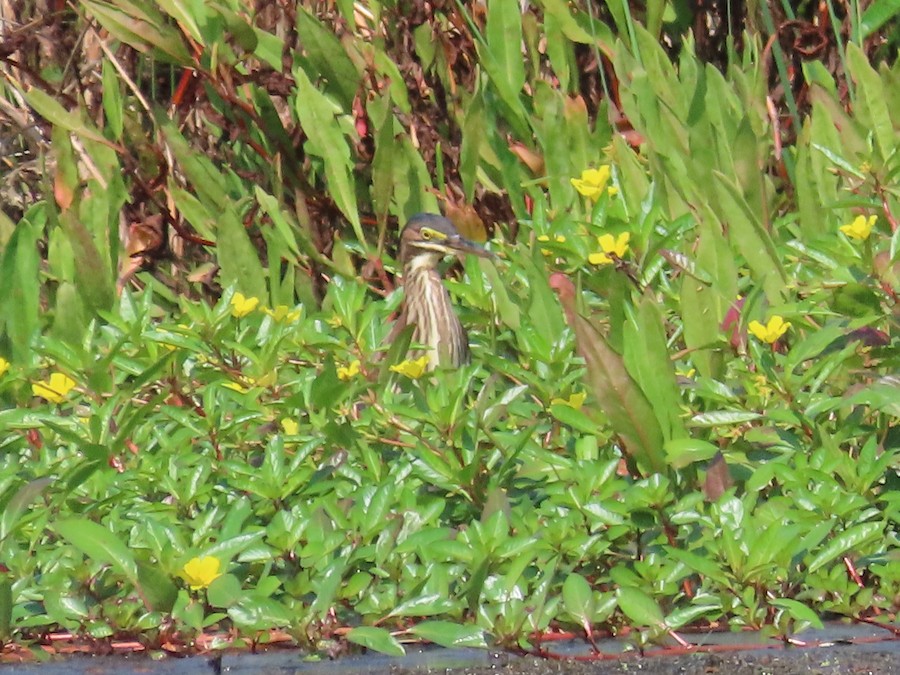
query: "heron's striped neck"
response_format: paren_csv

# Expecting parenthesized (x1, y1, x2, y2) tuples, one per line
(402, 258, 468, 369)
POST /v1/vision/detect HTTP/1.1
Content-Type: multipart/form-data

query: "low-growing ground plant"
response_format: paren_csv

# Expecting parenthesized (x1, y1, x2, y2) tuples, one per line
(0, 0, 897, 660)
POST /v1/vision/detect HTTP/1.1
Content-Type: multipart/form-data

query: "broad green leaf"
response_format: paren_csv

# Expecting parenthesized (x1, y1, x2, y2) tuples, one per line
(859, 0, 900, 39)
(293, 66, 363, 247)
(217, 207, 267, 302)
(387, 593, 458, 618)
(0, 579, 10, 641)
(690, 410, 762, 427)
(664, 439, 720, 468)
(296, 7, 360, 109)
(562, 572, 594, 632)
(806, 521, 884, 573)
(710, 172, 786, 302)
(0, 478, 51, 544)
(554, 277, 666, 473)
(846, 43, 895, 162)
(83, 0, 192, 64)
(227, 596, 293, 629)
(346, 626, 406, 656)
(136, 561, 178, 612)
(206, 574, 244, 609)
(408, 621, 487, 649)
(771, 598, 824, 629)
(624, 295, 686, 441)
(0, 211, 41, 362)
(616, 586, 665, 626)
(54, 519, 139, 584)
(24, 88, 111, 146)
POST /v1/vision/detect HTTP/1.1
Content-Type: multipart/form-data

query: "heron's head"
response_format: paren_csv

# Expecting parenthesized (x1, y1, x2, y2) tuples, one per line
(399, 214, 491, 271)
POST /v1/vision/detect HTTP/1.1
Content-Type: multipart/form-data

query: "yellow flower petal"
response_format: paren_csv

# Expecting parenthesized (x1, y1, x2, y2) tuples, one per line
(263, 305, 302, 322)
(32, 373, 76, 403)
(839, 215, 876, 241)
(0, 357, 9, 377)
(590, 232, 630, 265)
(571, 165, 614, 201)
(337, 360, 361, 381)
(551, 391, 587, 410)
(389, 355, 430, 379)
(749, 315, 791, 343)
(230, 292, 260, 318)
(281, 418, 299, 435)
(182, 556, 222, 590)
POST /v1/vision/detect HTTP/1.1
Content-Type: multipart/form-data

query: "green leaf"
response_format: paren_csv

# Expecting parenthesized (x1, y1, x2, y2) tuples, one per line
(387, 593, 458, 618)
(296, 7, 361, 109)
(664, 439, 720, 468)
(82, 0, 192, 64)
(136, 561, 178, 612)
(293, 66, 363, 247)
(100, 60, 123, 140)
(770, 598, 824, 629)
(690, 410, 762, 427)
(616, 586, 665, 626)
(477, 0, 528, 136)
(216, 207, 268, 302)
(711, 172, 786, 302)
(0, 578, 11, 641)
(0, 213, 42, 362)
(846, 43, 895, 161)
(24, 88, 112, 146)
(562, 572, 594, 632)
(549, 404, 598, 435)
(206, 574, 245, 609)
(346, 626, 406, 656)
(227, 595, 293, 630)
(859, 0, 900, 39)
(556, 283, 667, 474)
(408, 621, 487, 649)
(624, 295, 686, 441)
(807, 521, 884, 573)
(54, 519, 139, 584)
(0, 478, 52, 545)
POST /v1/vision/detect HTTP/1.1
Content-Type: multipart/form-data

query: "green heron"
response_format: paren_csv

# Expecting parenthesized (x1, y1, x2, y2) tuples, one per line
(393, 213, 491, 370)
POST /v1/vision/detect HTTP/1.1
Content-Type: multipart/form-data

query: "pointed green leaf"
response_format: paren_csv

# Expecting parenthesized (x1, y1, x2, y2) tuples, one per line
(346, 626, 406, 656)
(408, 621, 487, 649)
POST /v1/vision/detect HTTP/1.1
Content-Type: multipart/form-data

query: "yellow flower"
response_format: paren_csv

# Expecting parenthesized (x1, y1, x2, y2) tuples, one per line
(570, 166, 618, 201)
(390, 356, 430, 379)
(550, 391, 587, 410)
(588, 232, 630, 265)
(337, 360, 361, 381)
(263, 305, 302, 322)
(182, 556, 222, 590)
(223, 381, 249, 393)
(537, 234, 567, 256)
(0, 357, 9, 377)
(748, 316, 791, 344)
(839, 215, 876, 241)
(230, 292, 260, 318)
(281, 418, 299, 435)
(32, 373, 76, 403)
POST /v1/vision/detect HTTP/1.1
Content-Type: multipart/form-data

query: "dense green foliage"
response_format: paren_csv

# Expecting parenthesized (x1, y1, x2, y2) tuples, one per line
(0, 0, 898, 658)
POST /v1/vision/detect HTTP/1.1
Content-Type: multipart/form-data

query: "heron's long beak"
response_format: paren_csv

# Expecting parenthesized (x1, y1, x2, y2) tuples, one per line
(447, 234, 495, 260)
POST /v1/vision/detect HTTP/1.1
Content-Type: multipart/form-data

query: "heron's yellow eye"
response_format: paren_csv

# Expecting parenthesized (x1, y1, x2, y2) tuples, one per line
(420, 228, 433, 240)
